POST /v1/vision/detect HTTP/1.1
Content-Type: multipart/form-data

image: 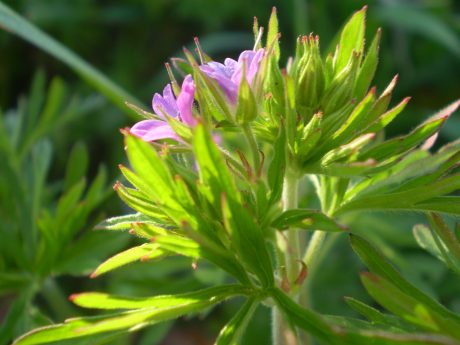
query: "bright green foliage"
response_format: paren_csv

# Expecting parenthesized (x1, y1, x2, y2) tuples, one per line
(0, 72, 128, 344)
(12, 5, 460, 345)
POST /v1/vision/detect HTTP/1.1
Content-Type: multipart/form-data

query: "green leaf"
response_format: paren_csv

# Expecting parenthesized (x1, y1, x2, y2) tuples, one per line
(268, 126, 286, 204)
(360, 272, 460, 339)
(71, 285, 252, 310)
(154, 234, 252, 286)
(414, 197, 460, 216)
(336, 6, 367, 72)
(222, 195, 274, 287)
(428, 214, 460, 262)
(14, 286, 251, 345)
(328, 88, 376, 149)
(413, 224, 446, 264)
(270, 287, 339, 343)
(125, 135, 186, 223)
(193, 122, 238, 210)
(96, 214, 162, 231)
(327, 315, 460, 345)
(0, 3, 142, 119)
(350, 234, 460, 323)
(90, 243, 165, 278)
(215, 298, 258, 345)
(266, 7, 280, 60)
(64, 142, 88, 191)
(337, 172, 460, 215)
(271, 209, 347, 232)
(365, 96, 410, 134)
(354, 28, 381, 99)
(358, 116, 448, 162)
(344, 296, 388, 324)
(115, 183, 170, 221)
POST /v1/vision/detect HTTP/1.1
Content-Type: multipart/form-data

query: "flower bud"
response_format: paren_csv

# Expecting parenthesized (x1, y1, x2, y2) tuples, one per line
(321, 51, 360, 115)
(296, 35, 325, 115)
(296, 111, 323, 159)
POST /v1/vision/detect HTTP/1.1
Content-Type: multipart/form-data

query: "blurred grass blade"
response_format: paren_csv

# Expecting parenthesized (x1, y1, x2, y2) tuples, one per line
(376, 6, 460, 58)
(0, 2, 143, 119)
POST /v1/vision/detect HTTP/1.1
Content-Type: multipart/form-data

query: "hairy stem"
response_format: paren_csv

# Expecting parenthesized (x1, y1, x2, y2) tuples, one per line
(242, 124, 261, 172)
(273, 168, 300, 345)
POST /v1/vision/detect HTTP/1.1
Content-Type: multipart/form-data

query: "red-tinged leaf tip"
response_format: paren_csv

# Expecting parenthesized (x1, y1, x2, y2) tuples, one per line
(119, 127, 130, 136)
(140, 255, 151, 262)
(192, 261, 198, 270)
(381, 74, 399, 97)
(432, 99, 460, 121)
(113, 181, 121, 191)
(68, 294, 79, 302)
(89, 271, 98, 279)
(422, 133, 438, 150)
(150, 236, 157, 242)
(294, 261, 308, 286)
(361, 271, 379, 283)
(129, 229, 136, 235)
(271, 6, 277, 15)
(360, 5, 368, 12)
(281, 275, 290, 293)
(314, 111, 324, 119)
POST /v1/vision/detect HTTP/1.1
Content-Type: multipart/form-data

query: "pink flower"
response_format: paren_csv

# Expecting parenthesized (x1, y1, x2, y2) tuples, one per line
(201, 49, 264, 104)
(130, 75, 195, 142)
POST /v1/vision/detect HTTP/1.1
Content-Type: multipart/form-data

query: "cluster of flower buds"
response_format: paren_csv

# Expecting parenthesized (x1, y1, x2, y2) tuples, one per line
(129, 5, 459, 185)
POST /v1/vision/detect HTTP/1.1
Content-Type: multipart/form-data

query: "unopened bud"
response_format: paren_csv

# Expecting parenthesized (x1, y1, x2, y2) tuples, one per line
(321, 51, 360, 114)
(296, 36, 325, 112)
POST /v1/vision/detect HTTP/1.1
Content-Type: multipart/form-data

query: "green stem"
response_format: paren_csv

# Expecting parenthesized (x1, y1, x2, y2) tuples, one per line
(272, 168, 300, 345)
(303, 231, 328, 273)
(242, 124, 261, 172)
(283, 172, 300, 283)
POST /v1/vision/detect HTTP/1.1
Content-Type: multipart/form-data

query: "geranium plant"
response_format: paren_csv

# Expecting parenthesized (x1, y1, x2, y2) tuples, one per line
(14, 6, 460, 345)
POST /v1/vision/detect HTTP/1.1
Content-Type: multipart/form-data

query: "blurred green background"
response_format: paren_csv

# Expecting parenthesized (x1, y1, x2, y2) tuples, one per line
(0, 0, 459, 344)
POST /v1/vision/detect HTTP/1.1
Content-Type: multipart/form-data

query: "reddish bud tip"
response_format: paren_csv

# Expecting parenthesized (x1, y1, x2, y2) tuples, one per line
(89, 272, 98, 279)
(113, 182, 121, 191)
(150, 236, 157, 242)
(68, 294, 79, 302)
(192, 261, 198, 270)
(361, 271, 379, 282)
(129, 229, 136, 235)
(271, 6, 277, 14)
(140, 255, 150, 262)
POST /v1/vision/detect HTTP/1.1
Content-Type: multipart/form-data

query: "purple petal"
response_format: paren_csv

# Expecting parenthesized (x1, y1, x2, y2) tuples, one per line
(130, 119, 179, 141)
(152, 84, 179, 118)
(232, 49, 264, 86)
(201, 62, 238, 103)
(246, 48, 265, 85)
(176, 75, 196, 126)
